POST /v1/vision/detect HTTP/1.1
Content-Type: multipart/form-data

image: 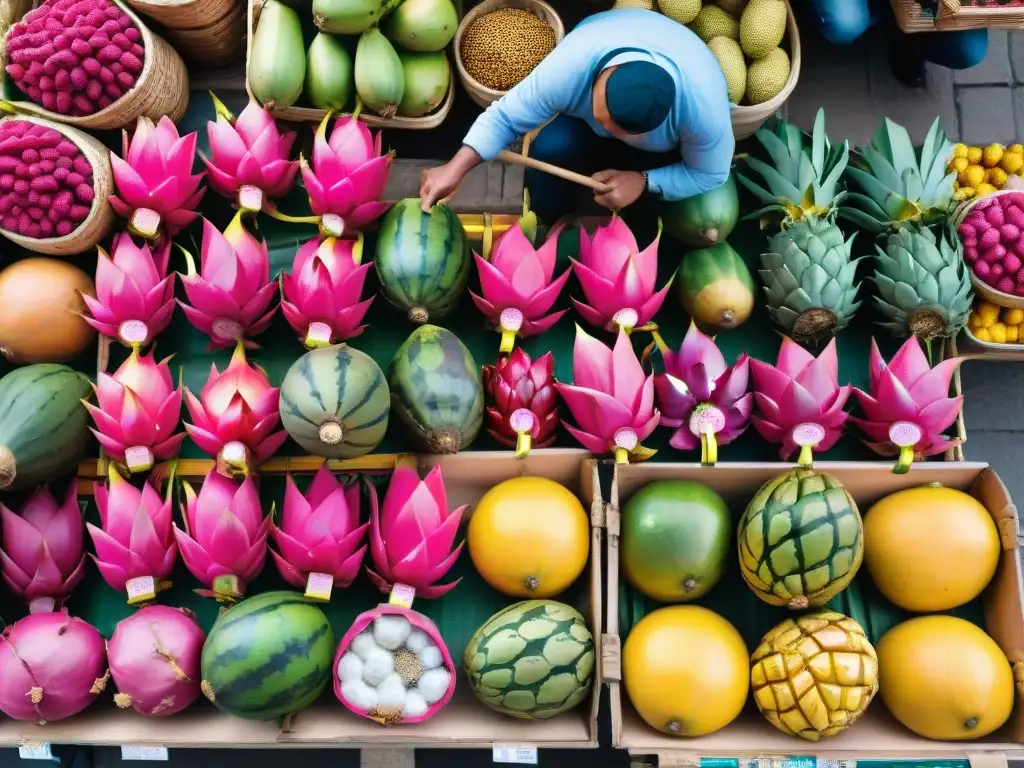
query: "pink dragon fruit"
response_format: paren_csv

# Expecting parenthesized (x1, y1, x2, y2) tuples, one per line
(178, 215, 278, 350)
(81, 233, 176, 348)
(750, 337, 852, 465)
(470, 219, 571, 353)
(299, 110, 393, 238)
(270, 466, 369, 599)
(482, 348, 559, 458)
(651, 323, 751, 464)
(87, 465, 177, 602)
(280, 235, 374, 348)
(107, 605, 206, 716)
(555, 326, 660, 463)
(173, 470, 270, 601)
(201, 94, 299, 214)
(851, 337, 964, 473)
(572, 218, 671, 333)
(84, 347, 185, 474)
(0, 611, 108, 723)
(109, 115, 206, 240)
(334, 462, 462, 724)
(184, 341, 288, 479)
(0, 482, 86, 613)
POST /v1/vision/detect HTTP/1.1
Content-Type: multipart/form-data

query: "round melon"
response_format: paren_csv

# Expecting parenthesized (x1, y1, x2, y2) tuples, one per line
(383, 0, 458, 51)
(201, 591, 335, 721)
(278, 344, 390, 459)
(676, 242, 755, 331)
(737, 468, 863, 610)
(661, 175, 740, 247)
(620, 480, 731, 603)
(397, 51, 450, 118)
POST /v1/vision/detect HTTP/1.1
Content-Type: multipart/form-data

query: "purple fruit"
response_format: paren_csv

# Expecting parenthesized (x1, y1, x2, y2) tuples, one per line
(975, 260, 992, 279)
(965, 245, 980, 263)
(1002, 224, 1021, 243)
(1006, 204, 1024, 231)
(1005, 254, 1022, 273)
(986, 243, 1008, 263)
(987, 202, 1006, 227)
(998, 277, 1016, 294)
(980, 226, 1002, 249)
(959, 222, 977, 241)
(992, 263, 1005, 279)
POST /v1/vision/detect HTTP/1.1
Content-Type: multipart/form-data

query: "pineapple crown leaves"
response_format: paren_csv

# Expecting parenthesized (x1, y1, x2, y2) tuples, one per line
(735, 108, 850, 227)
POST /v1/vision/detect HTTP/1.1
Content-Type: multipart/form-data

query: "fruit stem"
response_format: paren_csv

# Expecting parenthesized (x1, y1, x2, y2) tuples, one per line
(319, 419, 345, 445)
(614, 446, 629, 464)
(700, 430, 718, 466)
(499, 328, 516, 354)
(482, 213, 494, 261)
(514, 431, 532, 460)
(0, 445, 14, 490)
(893, 446, 915, 475)
(796, 444, 814, 468)
(408, 306, 429, 324)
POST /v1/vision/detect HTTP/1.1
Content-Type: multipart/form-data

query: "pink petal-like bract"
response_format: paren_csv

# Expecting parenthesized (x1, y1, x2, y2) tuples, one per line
(481, 348, 560, 458)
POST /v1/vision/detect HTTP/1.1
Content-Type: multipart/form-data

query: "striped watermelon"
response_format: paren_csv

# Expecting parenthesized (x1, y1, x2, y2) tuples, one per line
(0, 364, 92, 491)
(389, 324, 483, 454)
(278, 344, 390, 459)
(200, 591, 335, 720)
(374, 199, 470, 325)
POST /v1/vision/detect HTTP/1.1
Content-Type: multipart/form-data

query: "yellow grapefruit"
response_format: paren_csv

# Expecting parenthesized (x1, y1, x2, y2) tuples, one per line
(863, 485, 999, 612)
(877, 615, 1014, 740)
(467, 476, 589, 598)
(623, 605, 748, 737)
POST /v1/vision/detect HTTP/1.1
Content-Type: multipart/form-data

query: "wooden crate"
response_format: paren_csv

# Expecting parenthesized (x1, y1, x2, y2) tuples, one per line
(891, 0, 1024, 32)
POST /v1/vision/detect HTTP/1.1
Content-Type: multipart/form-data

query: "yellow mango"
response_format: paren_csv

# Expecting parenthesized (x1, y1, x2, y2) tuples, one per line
(967, 146, 983, 165)
(989, 322, 1008, 343)
(976, 302, 1001, 326)
(983, 144, 1005, 168)
(1003, 308, 1024, 325)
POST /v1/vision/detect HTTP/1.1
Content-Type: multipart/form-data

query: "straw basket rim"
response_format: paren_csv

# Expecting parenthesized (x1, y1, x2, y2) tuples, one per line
(124, 0, 236, 30)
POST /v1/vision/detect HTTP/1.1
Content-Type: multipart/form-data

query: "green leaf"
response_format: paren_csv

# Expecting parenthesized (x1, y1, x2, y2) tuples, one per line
(881, 118, 918, 176)
(734, 170, 784, 206)
(811, 108, 826, 175)
(755, 128, 798, 183)
(745, 157, 802, 203)
(859, 145, 903, 194)
(838, 205, 888, 234)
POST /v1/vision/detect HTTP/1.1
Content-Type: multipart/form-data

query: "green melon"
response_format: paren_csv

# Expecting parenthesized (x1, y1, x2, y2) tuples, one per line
(201, 591, 335, 720)
(397, 50, 450, 118)
(278, 344, 390, 459)
(374, 199, 471, 325)
(738, 469, 864, 610)
(676, 242, 755, 331)
(383, 0, 458, 51)
(661, 175, 740, 247)
(464, 600, 595, 720)
(388, 324, 483, 454)
(0, 364, 92, 490)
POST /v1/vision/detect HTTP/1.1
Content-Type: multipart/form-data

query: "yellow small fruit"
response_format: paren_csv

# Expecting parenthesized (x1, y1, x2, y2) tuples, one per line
(974, 327, 992, 342)
(954, 187, 973, 201)
(987, 167, 1009, 188)
(953, 143, 968, 158)
(1007, 325, 1019, 343)
(951, 156, 969, 173)
(1010, 144, 1024, 154)
(1003, 308, 1024, 325)
(963, 165, 986, 188)
(967, 146, 984, 165)
(977, 182, 999, 197)
(990, 322, 1008, 343)
(983, 144, 1004, 168)
(999, 151, 1024, 175)
(976, 301, 1000, 326)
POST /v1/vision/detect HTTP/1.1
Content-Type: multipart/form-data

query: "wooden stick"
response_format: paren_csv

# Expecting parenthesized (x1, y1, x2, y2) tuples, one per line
(496, 150, 611, 193)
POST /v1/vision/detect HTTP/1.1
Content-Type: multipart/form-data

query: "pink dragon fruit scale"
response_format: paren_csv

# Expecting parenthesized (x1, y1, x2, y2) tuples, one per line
(109, 116, 206, 240)
(334, 461, 463, 724)
(750, 337, 852, 466)
(555, 325, 660, 464)
(482, 348, 559, 459)
(851, 337, 964, 473)
(81, 233, 176, 348)
(178, 215, 278, 350)
(572, 217, 672, 334)
(651, 323, 751, 465)
(84, 347, 185, 474)
(270, 465, 369, 601)
(184, 341, 288, 479)
(280, 235, 375, 349)
(0, 482, 86, 613)
(202, 93, 299, 215)
(173, 469, 270, 601)
(87, 465, 177, 604)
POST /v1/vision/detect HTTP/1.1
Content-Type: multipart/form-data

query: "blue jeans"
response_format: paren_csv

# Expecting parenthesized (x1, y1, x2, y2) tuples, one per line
(808, 0, 988, 69)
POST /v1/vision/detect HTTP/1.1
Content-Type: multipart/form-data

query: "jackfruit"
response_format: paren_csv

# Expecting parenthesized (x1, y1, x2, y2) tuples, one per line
(716, 0, 748, 14)
(708, 36, 746, 104)
(657, 0, 700, 24)
(739, 0, 787, 59)
(612, 0, 656, 8)
(745, 46, 790, 104)
(691, 5, 739, 41)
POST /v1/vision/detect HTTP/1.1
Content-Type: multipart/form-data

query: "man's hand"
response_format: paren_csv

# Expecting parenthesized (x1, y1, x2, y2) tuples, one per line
(591, 169, 646, 211)
(420, 163, 465, 211)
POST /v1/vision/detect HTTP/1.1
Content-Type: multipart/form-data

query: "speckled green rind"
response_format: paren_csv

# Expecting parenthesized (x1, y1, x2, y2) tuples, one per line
(388, 324, 483, 452)
(737, 469, 864, 609)
(464, 600, 595, 720)
(374, 199, 471, 323)
(278, 344, 390, 459)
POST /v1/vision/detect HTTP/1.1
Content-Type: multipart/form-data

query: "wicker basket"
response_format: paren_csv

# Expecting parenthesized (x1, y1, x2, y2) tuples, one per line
(730, 0, 801, 140)
(126, 0, 246, 66)
(953, 189, 1024, 308)
(891, 0, 1024, 32)
(0, 114, 115, 256)
(454, 0, 565, 109)
(3, 0, 189, 130)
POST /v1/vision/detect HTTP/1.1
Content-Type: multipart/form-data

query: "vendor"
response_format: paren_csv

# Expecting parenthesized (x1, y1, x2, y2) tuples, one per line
(419, 8, 734, 223)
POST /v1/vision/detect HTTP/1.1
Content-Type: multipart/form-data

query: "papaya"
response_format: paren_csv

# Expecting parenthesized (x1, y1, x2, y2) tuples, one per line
(383, 0, 458, 52)
(388, 325, 484, 454)
(677, 242, 755, 331)
(312, 0, 381, 34)
(661, 176, 740, 247)
(353, 28, 404, 118)
(249, 0, 306, 110)
(397, 51, 450, 118)
(305, 32, 354, 111)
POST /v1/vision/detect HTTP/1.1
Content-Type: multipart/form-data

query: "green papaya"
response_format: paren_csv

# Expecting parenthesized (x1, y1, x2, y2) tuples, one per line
(313, 0, 382, 34)
(249, 0, 306, 110)
(661, 175, 740, 247)
(397, 51, 450, 118)
(677, 242, 755, 331)
(305, 32, 354, 111)
(383, 0, 458, 52)
(388, 325, 483, 454)
(354, 28, 405, 118)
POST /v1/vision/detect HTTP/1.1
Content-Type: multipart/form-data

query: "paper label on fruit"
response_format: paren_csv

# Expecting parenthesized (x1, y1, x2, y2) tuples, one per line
(306, 322, 333, 347)
(888, 421, 922, 448)
(212, 318, 244, 342)
(119, 320, 149, 346)
(305, 572, 333, 602)
(509, 408, 535, 435)
(28, 597, 55, 614)
(125, 445, 155, 473)
(388, 582, 416, 609)
(689, 405, 725, 436)
(126, 576, 157, 605)
(792, 423, 826, 447)
(500, 307, 524, 333)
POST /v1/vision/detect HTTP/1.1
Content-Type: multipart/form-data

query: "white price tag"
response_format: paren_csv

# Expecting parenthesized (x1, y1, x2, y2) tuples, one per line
(18, 743, 52, 760)
(121, 746, 169, 761)
(493, 745, 537, 765)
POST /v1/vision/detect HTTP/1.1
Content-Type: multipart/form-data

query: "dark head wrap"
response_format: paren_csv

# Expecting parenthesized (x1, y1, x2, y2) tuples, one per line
(603, 59, 675, 134)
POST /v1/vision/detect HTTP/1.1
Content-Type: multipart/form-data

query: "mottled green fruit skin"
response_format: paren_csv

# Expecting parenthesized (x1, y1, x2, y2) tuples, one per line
(305, 32, 353, 111)
(249, 0, 306, 109)
(465, 600, 595, 720)
(374, 199, 471, 323)
(388, 324, 483, 454)
(201, 592, 335, 721)
(397, 51, 450, 118)
(621, 480, 732, 603)
(354, 28, 404, 117)
(0, 364, 92, 490)
(313, 0, 381, 34)
(383, 0, 458, 51)
(661, 175, 740, 247)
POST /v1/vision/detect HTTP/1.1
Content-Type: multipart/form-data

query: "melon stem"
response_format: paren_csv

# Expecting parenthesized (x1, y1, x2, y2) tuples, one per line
(893, 446, 915, 475)
(700, 430, 717, 467)
(796, 444, 814, 468)
(514, 431, 532, 460)
(0, 445, 14, 490)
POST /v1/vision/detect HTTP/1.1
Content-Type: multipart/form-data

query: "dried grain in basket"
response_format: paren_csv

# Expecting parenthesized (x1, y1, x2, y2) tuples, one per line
(454, 0, 565, 109)
(3, 0, 189, 130)
(953, 188, 1024, 308)
(0, 112, 114, 256)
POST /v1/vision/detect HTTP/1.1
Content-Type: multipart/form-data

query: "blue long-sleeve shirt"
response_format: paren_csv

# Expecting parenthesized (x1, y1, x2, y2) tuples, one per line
(462, 9, 735, 201)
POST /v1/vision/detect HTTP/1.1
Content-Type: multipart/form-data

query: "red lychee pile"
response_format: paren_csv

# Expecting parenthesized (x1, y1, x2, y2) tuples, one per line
(5, 0, 146, 117)
(959, 191, 1024, 296)
(0, 120, 95, 239)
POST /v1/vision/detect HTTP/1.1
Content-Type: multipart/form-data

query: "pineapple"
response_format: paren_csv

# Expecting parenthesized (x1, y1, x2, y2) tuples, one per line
(736, 108, 863, 344)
